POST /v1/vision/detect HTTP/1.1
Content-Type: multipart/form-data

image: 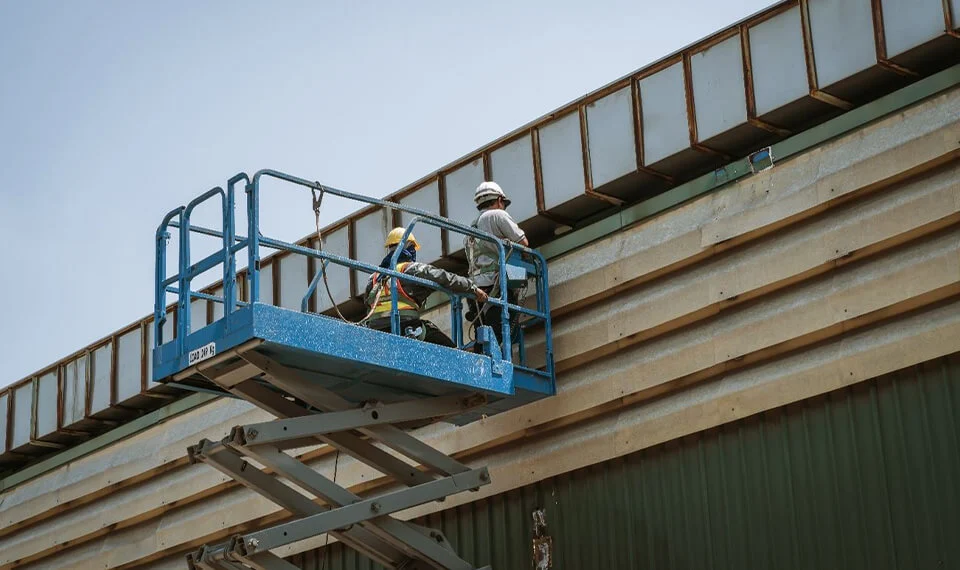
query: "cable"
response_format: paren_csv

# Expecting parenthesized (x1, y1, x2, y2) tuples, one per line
(312, 186, 379, 325)
(318, 449, 341, 570)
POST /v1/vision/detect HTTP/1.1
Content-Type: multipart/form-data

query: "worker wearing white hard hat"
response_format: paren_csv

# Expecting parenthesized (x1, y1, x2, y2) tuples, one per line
(365, 228, 487, 347)
(464, 181, 529, 348)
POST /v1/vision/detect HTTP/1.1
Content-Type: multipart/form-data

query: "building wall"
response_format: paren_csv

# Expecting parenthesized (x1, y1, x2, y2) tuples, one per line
(296, 354, 960, 570)
(1, 84, 959, 570)
(291, 354, 960, 570)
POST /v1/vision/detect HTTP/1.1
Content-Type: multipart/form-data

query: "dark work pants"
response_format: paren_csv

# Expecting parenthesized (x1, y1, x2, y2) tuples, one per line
(367, 316, 455, 348)
(468, 286, 519, 349)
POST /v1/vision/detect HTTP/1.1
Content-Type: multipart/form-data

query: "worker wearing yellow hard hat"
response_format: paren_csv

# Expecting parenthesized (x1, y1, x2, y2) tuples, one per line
(384, 227, 421, 251)
(364, 228, 487, 346)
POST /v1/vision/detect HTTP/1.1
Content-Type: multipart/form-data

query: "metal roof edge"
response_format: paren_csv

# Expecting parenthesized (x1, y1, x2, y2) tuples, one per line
(539, 62, 960, 259)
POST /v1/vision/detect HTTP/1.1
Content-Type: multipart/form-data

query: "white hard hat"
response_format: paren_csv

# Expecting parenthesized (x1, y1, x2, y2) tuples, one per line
(474, 181, 511, 208)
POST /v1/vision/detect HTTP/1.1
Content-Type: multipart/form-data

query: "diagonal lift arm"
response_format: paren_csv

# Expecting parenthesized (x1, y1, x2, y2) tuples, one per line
(238, 352, 474, 478)
(187, 352, 493, 570)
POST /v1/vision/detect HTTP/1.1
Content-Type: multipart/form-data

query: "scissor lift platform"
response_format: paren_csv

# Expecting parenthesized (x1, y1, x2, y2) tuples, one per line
(156, 302, 553, 425)
(155, 170, 555, 570)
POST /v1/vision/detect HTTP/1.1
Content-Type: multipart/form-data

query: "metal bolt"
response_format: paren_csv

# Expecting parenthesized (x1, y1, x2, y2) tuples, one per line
(370, 501, 381, 514)
(246, 429, 258, 440)
(247, 538, 260, 551)
(479, 470, 490, 482)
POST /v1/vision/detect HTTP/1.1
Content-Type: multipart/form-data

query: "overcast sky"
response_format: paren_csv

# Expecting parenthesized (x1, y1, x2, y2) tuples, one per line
(0, 0, 773, 387)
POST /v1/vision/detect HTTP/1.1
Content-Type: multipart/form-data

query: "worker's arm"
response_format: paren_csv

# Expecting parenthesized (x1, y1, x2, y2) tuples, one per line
(492, 210, 527, 247)
(405, 263, 487, 301)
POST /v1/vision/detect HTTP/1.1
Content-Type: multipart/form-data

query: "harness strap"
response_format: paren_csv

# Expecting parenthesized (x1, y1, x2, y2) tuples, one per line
(370, 262, 421, 312)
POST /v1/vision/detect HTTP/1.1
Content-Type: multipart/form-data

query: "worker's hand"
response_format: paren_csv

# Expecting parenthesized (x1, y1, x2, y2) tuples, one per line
(473, 287, 489, 303)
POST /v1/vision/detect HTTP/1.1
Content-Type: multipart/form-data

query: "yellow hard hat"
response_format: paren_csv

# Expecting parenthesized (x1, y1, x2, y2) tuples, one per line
(385, 227, 420, 250)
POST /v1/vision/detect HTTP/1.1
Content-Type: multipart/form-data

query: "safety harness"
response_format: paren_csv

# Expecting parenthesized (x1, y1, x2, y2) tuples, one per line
(367, 262, 422, 318)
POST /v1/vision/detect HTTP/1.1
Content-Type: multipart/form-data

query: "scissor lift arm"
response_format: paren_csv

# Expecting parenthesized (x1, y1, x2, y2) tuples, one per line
(185, 350, 491, 570)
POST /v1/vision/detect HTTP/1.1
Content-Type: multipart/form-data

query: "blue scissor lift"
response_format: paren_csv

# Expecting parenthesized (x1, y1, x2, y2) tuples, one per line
(153, 170, 555, 570)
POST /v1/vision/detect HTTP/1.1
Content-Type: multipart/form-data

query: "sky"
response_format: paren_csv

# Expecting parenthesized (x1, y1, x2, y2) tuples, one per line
(0, 0, 773, 387)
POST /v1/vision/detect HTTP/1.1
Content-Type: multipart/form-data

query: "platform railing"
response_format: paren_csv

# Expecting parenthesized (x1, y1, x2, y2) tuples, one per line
(155, 169, 553, 376)
(385, 215, 553, 376)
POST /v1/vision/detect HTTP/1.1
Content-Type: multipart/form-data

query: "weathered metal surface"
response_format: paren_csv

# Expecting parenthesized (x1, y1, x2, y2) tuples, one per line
(314, 225, 351, 311)
(295, 353, 960, 570)
(259, 260, 275, 305)
(690, 34, 748, 141)
(538, 112, 585, 210)
(444, 159, 485, 230)
(489, 134, 538, 223)
(398, 182, 443, 263)
(750, 6, 809, 115)
(0, 393, 7, 454)
(11, 384, 32, 449)
(189, 298, 206, 335)
(89, 343, 112, 415)
(61, 355, 87, 427)
(145, 324, 157, 385)
(116, 327, 143, 403)
(585, 86, 636, 187)
(278, 253, 309, 311)
(211, 285, 225, 322)
(881, 0, 945, 57)
(34, 372, 57, 439)
(639, 62, 689, 164)
(351, 209, 389, 294)
(808, 0, 877, 87)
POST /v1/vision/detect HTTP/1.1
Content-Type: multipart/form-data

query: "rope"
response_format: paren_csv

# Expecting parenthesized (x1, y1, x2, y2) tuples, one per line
(311, 185, 380, 325)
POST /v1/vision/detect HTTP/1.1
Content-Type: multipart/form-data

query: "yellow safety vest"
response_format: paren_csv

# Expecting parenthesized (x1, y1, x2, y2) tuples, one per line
(369, 262, 420, 318)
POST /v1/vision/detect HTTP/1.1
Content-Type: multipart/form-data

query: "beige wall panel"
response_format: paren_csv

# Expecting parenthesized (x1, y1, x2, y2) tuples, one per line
(0, 398, 266, 532)
(705, 130, 960, 246)
(534, 168, 960, 370)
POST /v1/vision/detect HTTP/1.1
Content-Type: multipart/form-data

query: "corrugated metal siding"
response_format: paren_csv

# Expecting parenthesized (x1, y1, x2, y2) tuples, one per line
(292, 353, 960, 570)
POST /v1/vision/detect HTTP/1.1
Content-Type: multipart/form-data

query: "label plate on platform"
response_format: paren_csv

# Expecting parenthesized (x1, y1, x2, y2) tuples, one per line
(188, 342, 217, 365)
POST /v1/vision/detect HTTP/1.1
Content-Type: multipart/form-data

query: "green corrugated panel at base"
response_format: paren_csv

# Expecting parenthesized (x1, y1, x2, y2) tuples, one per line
(291, 354, 960, 569)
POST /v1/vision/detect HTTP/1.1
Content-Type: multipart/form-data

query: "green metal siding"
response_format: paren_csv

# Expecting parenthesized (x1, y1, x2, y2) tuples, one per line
(291, 354, 960, 570)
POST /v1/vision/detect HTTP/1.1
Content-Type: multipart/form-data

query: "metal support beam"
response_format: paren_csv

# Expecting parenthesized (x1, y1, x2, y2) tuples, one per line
(237, 353, 475, 477)
(229, 379, 435, 487)
(234, 444, 479, 569)
(235, 395, 481, 448)
(240, 467, 488, 553)
(190, 440, 406, 568)
(200, 360, 263, 388)
(189, 545, 249, 570)
(227, 549, 301, 570)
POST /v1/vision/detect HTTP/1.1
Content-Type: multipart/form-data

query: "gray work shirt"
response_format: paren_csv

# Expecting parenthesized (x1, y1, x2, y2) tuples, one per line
(464, 209, 526, 287)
